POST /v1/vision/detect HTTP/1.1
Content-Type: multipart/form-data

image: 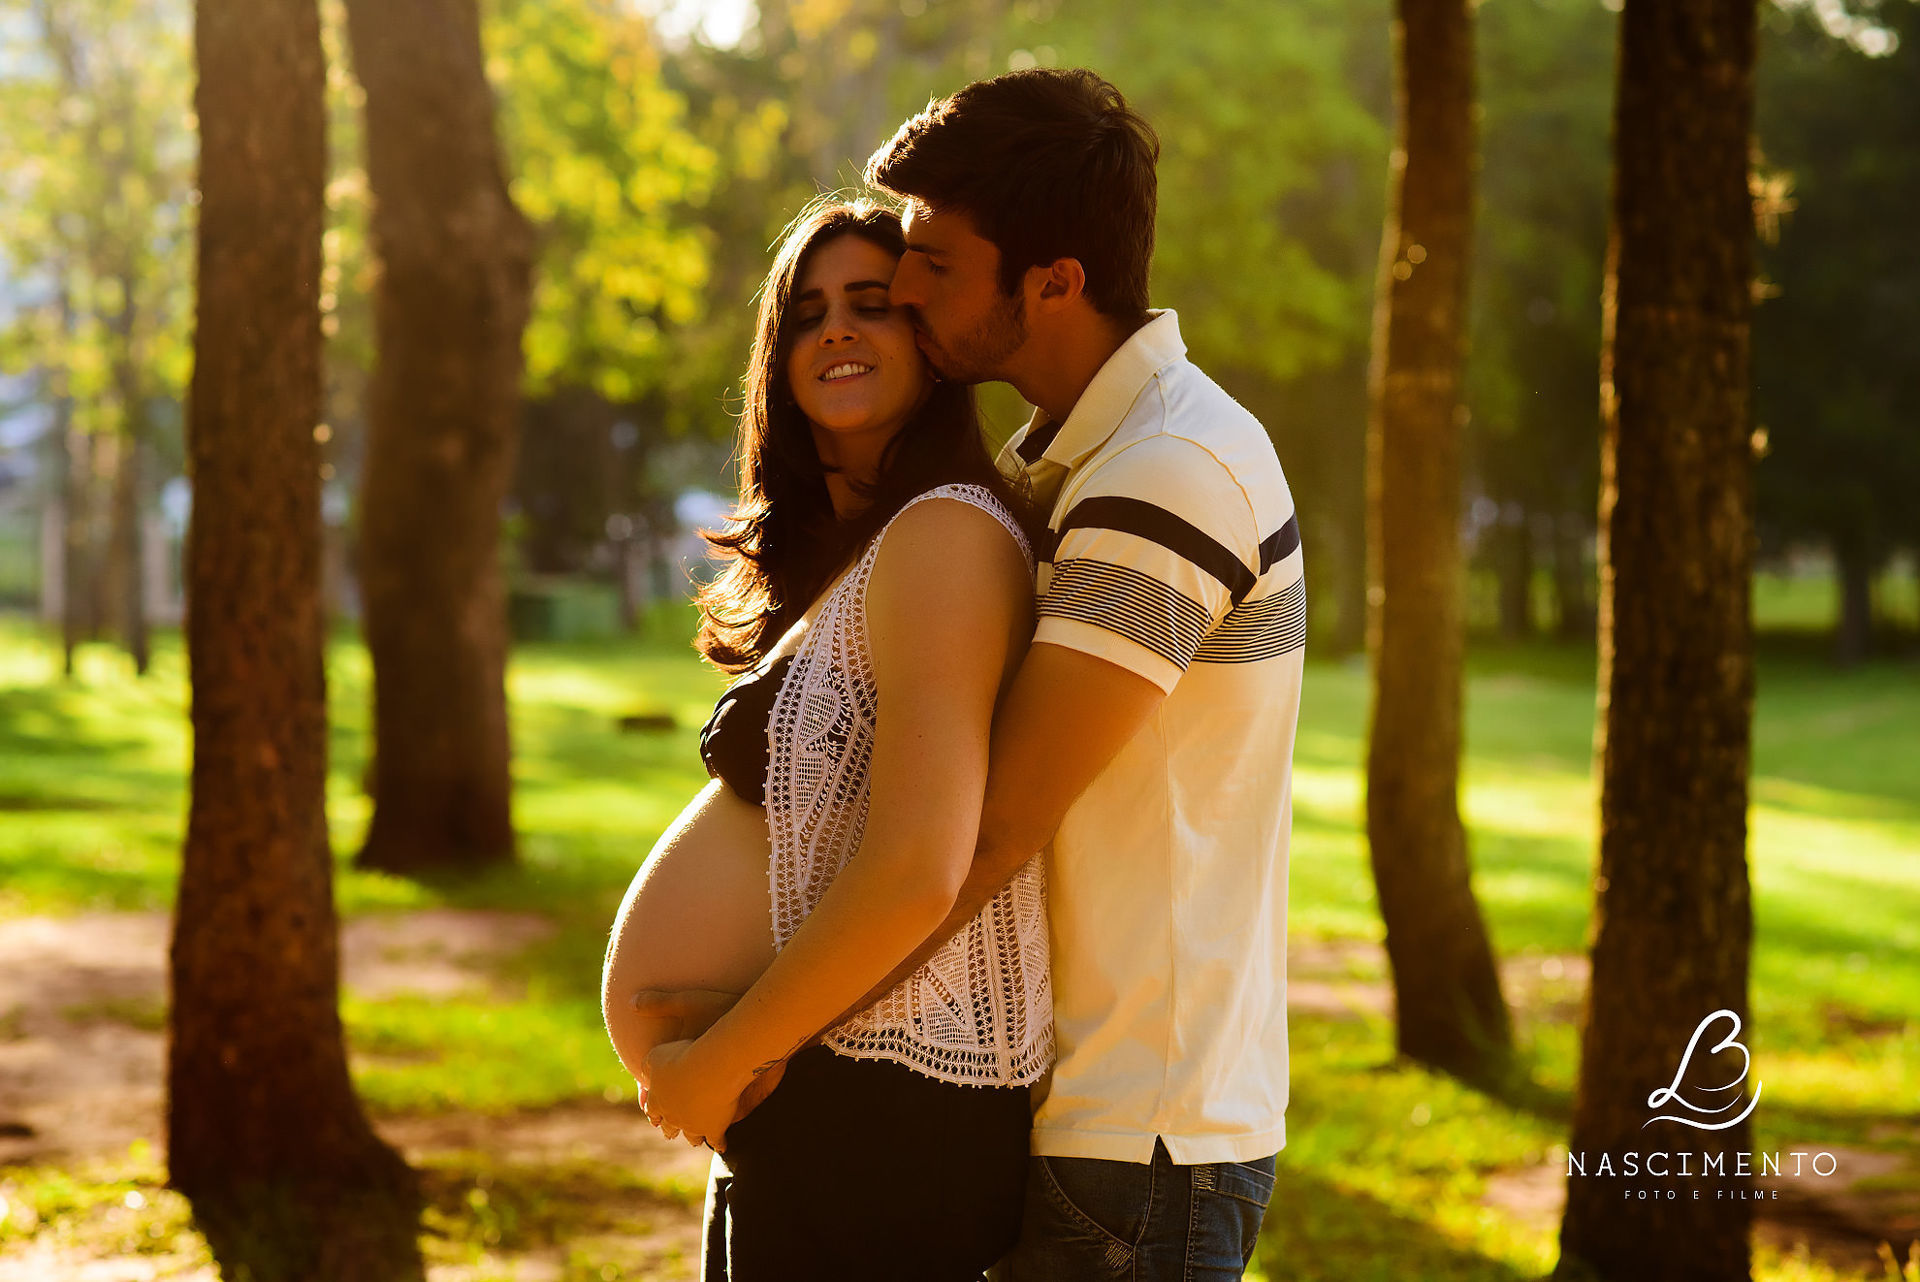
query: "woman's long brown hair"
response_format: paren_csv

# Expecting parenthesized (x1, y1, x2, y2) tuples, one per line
(695, 198, 1038, 673)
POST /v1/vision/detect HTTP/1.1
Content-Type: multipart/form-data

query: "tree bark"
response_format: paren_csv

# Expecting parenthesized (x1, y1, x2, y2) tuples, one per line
(55, 348, 88, 678)
(1556, 2, 1759, 1279)
(343, 0, 533, 874)
(1364, 0, 1513, 1086)
(1552, 515, 1597, 642)
(1494, 513, 1536, 641)
(107, 247, 153, 675)
(1328, 521, 1369, 657)
(170, 1, 421, 1276)
(88, 432, 119, 648)
(1832, 535, 1873, 665)
(107, 397, 150, 675)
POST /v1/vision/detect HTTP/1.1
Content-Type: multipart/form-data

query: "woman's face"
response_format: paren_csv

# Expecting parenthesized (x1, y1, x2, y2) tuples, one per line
(784, 233, 929, 452)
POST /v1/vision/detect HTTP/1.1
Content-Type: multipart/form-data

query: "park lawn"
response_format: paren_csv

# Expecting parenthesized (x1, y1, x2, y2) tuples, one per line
(1, 609, 1916, 1280)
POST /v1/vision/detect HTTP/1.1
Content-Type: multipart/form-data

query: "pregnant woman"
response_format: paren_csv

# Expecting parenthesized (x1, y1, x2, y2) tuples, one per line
(599, 199, 1052, 1280)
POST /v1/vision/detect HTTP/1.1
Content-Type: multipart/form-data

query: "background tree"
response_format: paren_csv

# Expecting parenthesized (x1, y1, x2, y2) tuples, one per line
(168, 0, 420, 1275)
(1363, 0, 1511, 1086)
(1557, 1, 1759, 1277)
(0, 0, 193, 675)
(343, 0, 534, 874)
(1468, 0, 1614, 643)
(485, 0, 735, 593)
(1753, 0, 1920, 662)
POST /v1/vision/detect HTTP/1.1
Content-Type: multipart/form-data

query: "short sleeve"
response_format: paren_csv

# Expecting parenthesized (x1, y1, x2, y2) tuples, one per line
(1035, 435, 1260, 693)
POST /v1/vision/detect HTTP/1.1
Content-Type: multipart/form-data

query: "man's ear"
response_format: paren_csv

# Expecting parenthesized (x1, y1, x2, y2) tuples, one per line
(1027, 258, 1087, 312)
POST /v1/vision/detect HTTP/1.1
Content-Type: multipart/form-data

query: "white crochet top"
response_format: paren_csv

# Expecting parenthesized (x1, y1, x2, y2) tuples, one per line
(765, 483, 1054, 1087)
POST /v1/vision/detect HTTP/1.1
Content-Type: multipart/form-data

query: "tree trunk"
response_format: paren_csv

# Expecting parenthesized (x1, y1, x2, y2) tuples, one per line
(1556, 2, 1759, 1279)
(90, 432, 121, 649)
(170, 1, 421, 1277)
(108, 280, 153, 675)
(1552, 515, 1597, 642)
(1328, 520, 1369, 657)
(57, 385, 86, 679)
(107, 417, 150, 675)
(1832, 535, 1873, 665)
(1494, 512, 1535, 641)
(343, 0, 532, 875)
(1364, 0, 1512, 1087)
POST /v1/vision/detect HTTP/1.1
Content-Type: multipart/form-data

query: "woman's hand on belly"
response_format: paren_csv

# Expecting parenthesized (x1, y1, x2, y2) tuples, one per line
(629, 987, 793, 1138)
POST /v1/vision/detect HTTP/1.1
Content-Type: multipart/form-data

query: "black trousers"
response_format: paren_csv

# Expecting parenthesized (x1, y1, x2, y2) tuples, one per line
(702, 1045, 1031, 1282)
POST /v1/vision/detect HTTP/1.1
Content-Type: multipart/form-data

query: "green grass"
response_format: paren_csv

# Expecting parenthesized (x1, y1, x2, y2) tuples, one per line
(0, 1142, 200, 1262)
(1752, 565, 1920, 634)
(414, 1151, 703, 1278)
(1, 606, 1916, 1279)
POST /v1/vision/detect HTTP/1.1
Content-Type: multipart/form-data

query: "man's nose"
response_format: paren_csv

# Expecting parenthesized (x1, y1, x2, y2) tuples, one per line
(890, 261, 926, 309)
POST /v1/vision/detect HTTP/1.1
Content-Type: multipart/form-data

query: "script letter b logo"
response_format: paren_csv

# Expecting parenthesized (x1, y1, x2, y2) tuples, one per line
(1644, 1009, 1762, 1132)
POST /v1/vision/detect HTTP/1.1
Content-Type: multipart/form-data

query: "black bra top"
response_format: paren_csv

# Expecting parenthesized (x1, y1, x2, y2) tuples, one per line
(699, 653, 793, 808)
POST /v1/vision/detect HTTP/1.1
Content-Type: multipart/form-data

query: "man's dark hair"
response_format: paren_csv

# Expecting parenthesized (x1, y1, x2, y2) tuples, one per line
(865, 67, 1159, 322)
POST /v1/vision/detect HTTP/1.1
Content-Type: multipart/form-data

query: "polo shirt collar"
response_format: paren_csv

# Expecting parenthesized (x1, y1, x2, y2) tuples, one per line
(1016, 309, 1186, 474)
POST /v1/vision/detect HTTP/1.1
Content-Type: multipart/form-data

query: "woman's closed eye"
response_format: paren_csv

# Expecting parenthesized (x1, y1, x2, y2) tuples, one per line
(791, 302, 893, 333)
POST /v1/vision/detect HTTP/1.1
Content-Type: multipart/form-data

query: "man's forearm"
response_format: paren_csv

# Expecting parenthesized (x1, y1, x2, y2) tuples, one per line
(825, 837, 1037, 1031)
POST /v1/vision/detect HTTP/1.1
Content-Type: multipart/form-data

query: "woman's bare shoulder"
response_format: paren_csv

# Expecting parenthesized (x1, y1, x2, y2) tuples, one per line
(870, 494, 1031, 600)
(863, 493, 1034, 681)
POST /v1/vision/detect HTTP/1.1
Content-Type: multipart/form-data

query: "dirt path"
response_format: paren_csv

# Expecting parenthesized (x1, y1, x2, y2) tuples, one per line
(0, 910, 709, 1280)
(2, 915, 1913, 1279)
(0, 909, 559, 1168)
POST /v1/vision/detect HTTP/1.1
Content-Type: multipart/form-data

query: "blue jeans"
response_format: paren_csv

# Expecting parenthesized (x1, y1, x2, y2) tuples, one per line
(996, 1139, 1276, 1281)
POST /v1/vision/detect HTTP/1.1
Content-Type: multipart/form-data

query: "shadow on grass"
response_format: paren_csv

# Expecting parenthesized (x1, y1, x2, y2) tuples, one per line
(0, 834, 181, 912)
(1257, 1163, 1544, 1282)
(1479, 1061, 1576, 1132)
(1748, 1099, 1920, 1151)
(416, 1151, 699, 1258)
(0, 685, 180, 798)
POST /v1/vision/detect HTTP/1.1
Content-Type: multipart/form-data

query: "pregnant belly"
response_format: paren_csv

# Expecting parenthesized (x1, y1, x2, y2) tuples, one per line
(601, 779, 775, 1081)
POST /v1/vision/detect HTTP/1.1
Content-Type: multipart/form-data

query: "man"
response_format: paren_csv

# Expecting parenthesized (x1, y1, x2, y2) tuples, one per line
(646, 68, 1304, 1278)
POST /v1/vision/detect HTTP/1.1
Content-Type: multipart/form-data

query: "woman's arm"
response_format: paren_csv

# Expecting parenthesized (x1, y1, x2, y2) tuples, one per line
(642, 498, 1033, 1145)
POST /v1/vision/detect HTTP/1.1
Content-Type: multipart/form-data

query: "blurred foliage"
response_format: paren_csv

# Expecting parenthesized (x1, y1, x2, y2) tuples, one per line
(1, 0, 1916, 645)
(0, 0, 193, 448)
(1012, 0, 1387, 384)
(487, 0, 727, 411)
(1754, 0, 1920, 584)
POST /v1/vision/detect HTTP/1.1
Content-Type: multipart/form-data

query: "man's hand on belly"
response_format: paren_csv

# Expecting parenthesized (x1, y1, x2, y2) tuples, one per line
(631, 987, 741, 1034)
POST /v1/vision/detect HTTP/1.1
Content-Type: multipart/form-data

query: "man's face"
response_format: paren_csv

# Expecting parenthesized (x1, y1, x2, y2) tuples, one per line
(889, 201, 1028, 385)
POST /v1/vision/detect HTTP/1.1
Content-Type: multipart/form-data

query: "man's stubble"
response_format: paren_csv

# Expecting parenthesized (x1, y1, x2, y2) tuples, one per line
(919, 287, 1027, 387)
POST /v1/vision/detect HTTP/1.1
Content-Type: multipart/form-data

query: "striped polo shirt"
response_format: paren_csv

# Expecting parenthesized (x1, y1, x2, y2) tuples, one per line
(998, 309, 1303, 1166)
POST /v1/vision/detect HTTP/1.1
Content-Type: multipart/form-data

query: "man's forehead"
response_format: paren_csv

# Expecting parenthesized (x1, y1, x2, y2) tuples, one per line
(901, 200, 984, 248)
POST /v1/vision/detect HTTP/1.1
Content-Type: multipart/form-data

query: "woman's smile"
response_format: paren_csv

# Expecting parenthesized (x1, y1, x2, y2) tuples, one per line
(786, 235, 927, 445)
